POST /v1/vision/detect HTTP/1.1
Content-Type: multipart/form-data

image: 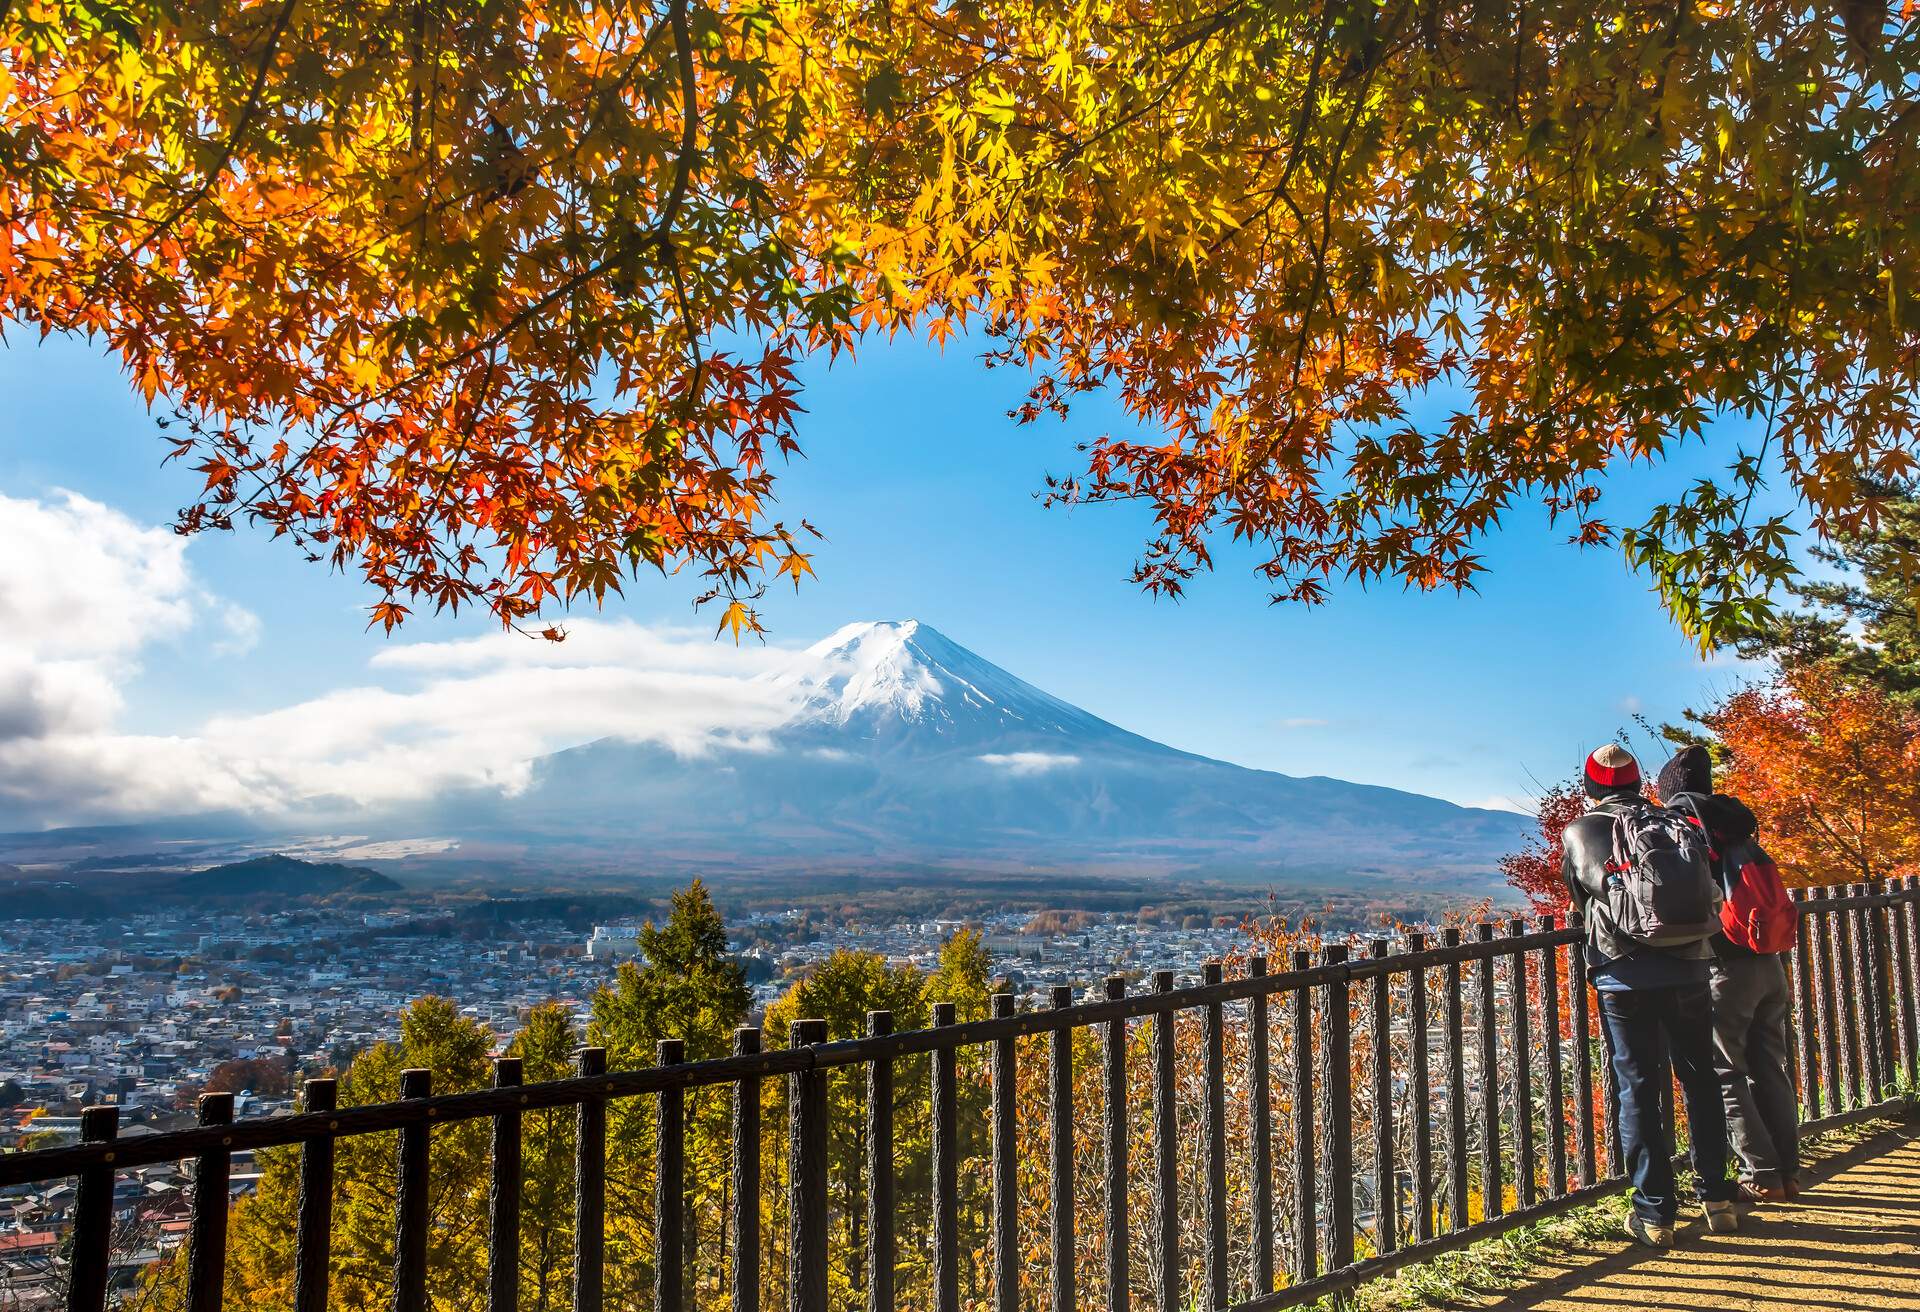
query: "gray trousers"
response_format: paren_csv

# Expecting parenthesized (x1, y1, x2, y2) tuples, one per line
(1709, 953, 1801, 1188)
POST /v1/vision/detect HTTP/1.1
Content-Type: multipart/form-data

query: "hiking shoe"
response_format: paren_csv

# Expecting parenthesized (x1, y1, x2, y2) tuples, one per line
(1626, 1215, 1675, 1247)
(1703, 1199, 1739, 1233)
(1784, 1178, 1803, 1200)
(1739, 1180, 1786, 1205)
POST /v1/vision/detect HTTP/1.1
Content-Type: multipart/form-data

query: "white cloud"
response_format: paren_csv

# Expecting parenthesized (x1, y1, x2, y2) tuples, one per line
(196, 628, 797, 807)
(1275, 716, 1330, 730)
(0, 491, 806, 827)
(0, 491, 262, 823)
(0, 490, 202, 659)
(1, 516, 1139, 823)
(977, 751, 1080, 776)
(368, 620, 789, 677)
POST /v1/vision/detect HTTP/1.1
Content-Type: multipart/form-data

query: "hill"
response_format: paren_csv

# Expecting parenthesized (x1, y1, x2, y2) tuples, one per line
(171, 854, 401, 899)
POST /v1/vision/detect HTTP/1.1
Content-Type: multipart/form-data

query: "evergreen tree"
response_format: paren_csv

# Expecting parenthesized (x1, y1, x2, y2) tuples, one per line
(923, 928, 993, 1022)
(194, 996, 496, 1311)
(594, 879, 751, 1063)
(509, 1003, 579, 1312)
(1734, 478, 1920, 703)
(764, 952, 931, 1308)
(590, 879, 751, 1309)
(920, 931, 995, 1305)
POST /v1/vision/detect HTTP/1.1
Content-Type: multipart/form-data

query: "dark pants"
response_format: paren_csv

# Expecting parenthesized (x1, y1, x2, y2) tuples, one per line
(1596, 983, 1735, 1223)
(1710, 954, 1801, 1189)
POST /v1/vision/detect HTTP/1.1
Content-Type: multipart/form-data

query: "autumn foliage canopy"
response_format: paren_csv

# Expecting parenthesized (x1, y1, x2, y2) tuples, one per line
(6, 2, 1919, 636)
(1497, 778, 1587, 916)
(1696, 664, 1920, 888)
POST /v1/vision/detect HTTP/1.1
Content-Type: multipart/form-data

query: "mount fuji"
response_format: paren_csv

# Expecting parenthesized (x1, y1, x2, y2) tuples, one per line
(456, 620, 1529, 883)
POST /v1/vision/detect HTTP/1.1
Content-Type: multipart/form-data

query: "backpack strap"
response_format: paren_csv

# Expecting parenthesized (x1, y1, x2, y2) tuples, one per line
(1606, 807, 1632, 875)
(1668, 793, 1730, 882)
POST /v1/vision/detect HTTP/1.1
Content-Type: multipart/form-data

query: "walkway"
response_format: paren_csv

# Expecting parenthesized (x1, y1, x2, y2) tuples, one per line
(1460, 1120, 1920, 1311)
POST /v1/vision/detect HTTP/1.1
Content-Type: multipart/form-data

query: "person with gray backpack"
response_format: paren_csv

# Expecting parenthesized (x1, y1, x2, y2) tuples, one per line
(1562, 743, 1738, 1247)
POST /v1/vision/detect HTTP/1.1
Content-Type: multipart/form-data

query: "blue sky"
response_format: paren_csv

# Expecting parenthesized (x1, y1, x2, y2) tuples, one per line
(0, 328, 1777, 825)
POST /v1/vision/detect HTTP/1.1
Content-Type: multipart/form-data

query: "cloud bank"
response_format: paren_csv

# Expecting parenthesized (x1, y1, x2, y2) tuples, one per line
(0, 491, 802, 828)
(0, 491, 266, 825)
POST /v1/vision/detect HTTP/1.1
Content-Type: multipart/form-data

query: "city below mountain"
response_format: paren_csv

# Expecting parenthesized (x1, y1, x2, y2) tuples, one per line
(0, 621, 1530, 894)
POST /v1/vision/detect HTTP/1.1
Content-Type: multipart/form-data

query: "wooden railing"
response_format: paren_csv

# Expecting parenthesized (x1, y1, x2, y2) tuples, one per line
(8, 878, 1919, 1312)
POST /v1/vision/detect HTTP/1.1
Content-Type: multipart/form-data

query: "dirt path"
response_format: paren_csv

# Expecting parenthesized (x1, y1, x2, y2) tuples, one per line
(1459, 1121, 1920, 1311)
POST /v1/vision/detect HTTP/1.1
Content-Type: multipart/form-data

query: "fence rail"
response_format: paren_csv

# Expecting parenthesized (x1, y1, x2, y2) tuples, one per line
(11, 878, 1920, 1312)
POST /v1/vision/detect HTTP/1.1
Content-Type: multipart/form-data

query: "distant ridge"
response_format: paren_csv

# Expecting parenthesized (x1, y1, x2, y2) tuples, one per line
(170, 854, 400, 900)
(0, 853, 403, 920)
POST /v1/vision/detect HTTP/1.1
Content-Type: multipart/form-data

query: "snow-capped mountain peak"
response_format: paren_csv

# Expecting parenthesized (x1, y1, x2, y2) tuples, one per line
(771, 619, 1114, 743)
(791, 620, 947, 724)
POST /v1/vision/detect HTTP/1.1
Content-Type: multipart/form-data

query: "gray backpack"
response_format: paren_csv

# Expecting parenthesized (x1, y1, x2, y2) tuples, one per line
(1602, 800, 1722, 947)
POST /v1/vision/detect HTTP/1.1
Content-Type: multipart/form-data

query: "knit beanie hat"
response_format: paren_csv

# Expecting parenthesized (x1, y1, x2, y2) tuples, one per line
(1655, 744, 1713, 800)
(1583, 743, 1642, 798)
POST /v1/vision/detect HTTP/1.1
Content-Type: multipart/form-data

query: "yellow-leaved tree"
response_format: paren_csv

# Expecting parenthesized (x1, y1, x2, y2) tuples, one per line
(7, 2, 1917, 641)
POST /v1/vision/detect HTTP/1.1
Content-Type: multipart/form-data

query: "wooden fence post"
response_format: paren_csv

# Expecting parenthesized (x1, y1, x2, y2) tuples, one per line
(573, 1049, 606, 1312)
(862, 1017, 890, 1312)
(1405, 933, 1435, 1242)
(486, 1060, 520, 1312)
(656, 1040, 686, 1312)
(395, 1069, 431, 1312)
(788, 1020, 829, 1312)
(1323, 944, 1354, 1271)
(734, 1028, 764, 1312)
(66, 1105, 117, 1312)
(1246, 961, 1273, 1294)
(187, 1092, 235, 1312)
(1104, 976, 1131, 1312)
(990, 993, 1017, 1312)
(298, 1078, 339, 1312)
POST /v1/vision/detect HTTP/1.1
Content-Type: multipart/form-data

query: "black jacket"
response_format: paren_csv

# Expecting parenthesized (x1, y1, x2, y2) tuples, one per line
(1663, 789, 1760, 959)
(1561, 793, 1715, 965)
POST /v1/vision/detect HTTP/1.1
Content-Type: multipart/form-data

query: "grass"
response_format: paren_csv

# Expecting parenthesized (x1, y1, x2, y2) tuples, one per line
(1311, 1194, 1631, 1311)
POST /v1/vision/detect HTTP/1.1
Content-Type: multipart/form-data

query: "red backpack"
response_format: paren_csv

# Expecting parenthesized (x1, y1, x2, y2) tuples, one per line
(1717, 833, 1798, 954)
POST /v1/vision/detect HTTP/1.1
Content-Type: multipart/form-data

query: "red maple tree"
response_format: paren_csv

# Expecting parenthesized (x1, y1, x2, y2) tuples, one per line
(1500, 779, 1589, 915)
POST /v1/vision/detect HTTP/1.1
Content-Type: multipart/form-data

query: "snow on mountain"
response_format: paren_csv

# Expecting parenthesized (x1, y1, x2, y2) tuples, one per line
(481, 619, 1530, 883)
(766, 619, 1131, 748)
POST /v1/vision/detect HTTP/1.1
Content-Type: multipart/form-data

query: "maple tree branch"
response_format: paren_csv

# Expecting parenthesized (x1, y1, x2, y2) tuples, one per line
(303, 21, 708, 435)
(1057, 3, 1247, 166)
(658, 0, 700, 251)
(659, 0, 707, 417)
(1282, 9, 1398, 402)
(112, 0, 298, 270)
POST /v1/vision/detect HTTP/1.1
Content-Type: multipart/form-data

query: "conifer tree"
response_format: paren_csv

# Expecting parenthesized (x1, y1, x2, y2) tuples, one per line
(923, 928, 993, 1023)
(590, 878, 751, 1308)
(1734, 478, 1920, 705)
(186, 997, 497, 1311)
(765, 951, 931, 1306)
(509, 1003, 579, 1311)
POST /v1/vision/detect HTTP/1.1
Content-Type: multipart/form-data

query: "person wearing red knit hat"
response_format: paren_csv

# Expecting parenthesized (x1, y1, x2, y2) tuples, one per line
(1581, 742, 1642, 793)
(1562, 743, 1737, 1248)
